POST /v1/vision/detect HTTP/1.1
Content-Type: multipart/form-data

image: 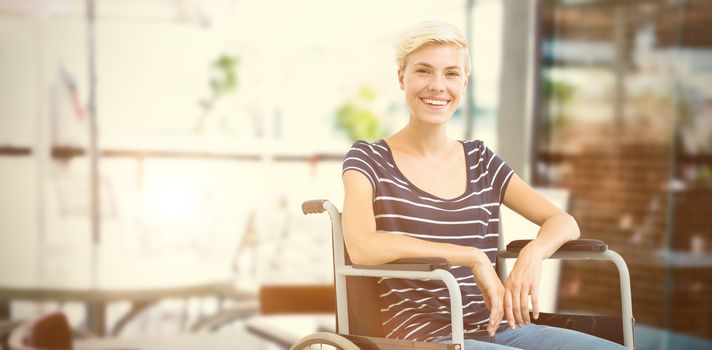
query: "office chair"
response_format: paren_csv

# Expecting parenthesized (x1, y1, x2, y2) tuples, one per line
(8, 312, 73, 350)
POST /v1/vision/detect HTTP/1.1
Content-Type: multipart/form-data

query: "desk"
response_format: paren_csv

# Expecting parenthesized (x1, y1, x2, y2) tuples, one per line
(73, 316, 334, 350)
(75, 325, 267, 350)
(0, 281, 257, 337)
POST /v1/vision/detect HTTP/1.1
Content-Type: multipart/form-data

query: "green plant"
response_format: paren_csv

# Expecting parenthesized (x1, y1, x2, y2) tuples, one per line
(195, 53, 241, 132)
(335, 86, 389, 142)
(541, 75, 576, 141)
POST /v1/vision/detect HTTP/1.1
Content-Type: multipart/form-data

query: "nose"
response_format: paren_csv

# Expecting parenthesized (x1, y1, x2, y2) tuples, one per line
(427, 74, 445, 92)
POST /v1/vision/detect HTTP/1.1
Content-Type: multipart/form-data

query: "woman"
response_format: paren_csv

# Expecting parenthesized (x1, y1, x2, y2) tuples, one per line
(341, 21, 625, 350)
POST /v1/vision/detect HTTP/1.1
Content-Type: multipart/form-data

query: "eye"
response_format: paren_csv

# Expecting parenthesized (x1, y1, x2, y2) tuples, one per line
(446, 71, 460, 78)
(416, 68, 429, 74)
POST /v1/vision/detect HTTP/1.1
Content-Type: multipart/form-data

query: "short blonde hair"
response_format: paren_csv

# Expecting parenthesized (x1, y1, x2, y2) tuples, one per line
(395, 21, 471, 76)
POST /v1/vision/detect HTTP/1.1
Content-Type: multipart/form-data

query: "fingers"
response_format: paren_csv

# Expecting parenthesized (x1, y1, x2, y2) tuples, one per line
(507, 282, 534, 327)
(520, 289, 530, 324)
(504, 289, 515, 329)
(511, 285, 523, 326)
(531, 288, 539, 320)
(487, 293, 503, 337)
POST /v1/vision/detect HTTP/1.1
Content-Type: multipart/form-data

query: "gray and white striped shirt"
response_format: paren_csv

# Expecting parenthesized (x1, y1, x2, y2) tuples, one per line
(342, 139, 514, 342)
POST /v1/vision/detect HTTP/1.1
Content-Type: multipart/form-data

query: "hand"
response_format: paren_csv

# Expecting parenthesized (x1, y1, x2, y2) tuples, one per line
(470, 253, 505, 337)
(503, 247, 543, 328)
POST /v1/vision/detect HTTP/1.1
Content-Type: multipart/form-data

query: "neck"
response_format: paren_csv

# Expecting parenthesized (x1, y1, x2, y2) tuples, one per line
(390, 120, 452, 157)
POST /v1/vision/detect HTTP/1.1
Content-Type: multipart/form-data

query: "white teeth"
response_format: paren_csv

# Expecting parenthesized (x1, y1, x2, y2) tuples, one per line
(422, 98, 448, 106)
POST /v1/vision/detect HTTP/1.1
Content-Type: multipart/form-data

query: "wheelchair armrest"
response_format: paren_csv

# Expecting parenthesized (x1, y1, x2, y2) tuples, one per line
(506, 239, 607, 253)
(499, 239, 635, 348)
(352, 257, 450, 272)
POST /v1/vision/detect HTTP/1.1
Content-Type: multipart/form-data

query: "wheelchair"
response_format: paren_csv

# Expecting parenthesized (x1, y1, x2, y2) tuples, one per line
(290, 199, 635, 350)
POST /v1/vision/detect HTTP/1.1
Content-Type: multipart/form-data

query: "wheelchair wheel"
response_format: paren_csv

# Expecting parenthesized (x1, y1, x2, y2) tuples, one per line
(289, 331, 359, 350)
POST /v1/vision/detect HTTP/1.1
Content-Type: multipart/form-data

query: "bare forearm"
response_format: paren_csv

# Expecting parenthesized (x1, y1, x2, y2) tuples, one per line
(523, 213, 580, 259)
(346, 230, 488, 268)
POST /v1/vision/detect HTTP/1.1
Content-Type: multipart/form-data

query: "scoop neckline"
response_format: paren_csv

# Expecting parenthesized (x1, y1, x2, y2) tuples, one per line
(379, 139, 472, 201)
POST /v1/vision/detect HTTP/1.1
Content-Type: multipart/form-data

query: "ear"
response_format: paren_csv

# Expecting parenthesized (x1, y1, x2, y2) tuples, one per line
(398, 69, 405, 90)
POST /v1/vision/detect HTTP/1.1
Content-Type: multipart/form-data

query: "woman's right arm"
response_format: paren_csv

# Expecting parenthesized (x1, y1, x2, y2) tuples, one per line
(342, 170, 511, 335)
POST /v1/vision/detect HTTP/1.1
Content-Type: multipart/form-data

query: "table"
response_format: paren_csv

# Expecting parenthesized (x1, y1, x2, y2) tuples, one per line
(75, 325, 266, 350)
(0, 281, 257, 337)
(73, 315, 334, 350)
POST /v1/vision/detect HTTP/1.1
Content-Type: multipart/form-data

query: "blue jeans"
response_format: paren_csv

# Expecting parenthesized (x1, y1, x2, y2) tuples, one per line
(436, 324, 627, 350)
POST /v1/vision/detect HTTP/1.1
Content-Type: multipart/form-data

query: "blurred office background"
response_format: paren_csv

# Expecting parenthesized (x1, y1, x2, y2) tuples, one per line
(0, 0, 710, 349)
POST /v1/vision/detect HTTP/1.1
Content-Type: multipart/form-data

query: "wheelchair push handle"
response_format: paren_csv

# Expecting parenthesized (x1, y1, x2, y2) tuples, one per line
(302, 199, 328, 214)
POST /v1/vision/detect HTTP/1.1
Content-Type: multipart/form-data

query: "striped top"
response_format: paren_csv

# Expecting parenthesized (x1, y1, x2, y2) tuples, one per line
(341, 139, 514, 342)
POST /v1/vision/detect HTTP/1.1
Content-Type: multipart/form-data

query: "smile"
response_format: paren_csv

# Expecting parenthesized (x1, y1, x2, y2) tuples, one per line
(420, 98, 450, 107)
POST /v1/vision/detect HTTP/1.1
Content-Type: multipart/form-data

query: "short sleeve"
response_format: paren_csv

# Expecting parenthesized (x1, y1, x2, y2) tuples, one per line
(476, 140, 515, 205)
(342, 141, 378, 193)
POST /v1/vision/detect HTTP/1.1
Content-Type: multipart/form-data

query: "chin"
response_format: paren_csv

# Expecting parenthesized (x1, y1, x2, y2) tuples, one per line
(418, 113, 453, 126)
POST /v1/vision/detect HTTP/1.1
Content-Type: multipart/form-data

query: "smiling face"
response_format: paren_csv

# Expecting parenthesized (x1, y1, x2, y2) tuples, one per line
(398, 44, 468, 126)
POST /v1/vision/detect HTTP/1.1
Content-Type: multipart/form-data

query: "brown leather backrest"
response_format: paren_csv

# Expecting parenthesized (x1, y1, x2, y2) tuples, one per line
(345, 275, 385, 337)
(342, 249, 386, 337)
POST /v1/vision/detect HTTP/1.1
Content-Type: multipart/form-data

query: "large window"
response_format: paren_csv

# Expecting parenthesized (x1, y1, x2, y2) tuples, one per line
(534, 0, 712, 343)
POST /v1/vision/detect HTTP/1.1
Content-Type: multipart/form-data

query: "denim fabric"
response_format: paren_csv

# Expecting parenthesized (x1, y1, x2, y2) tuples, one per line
(435, 324, 627, 350)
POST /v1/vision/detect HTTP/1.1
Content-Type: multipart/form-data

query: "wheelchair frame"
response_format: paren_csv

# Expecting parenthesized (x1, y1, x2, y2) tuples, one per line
(296, 199, 635, 350)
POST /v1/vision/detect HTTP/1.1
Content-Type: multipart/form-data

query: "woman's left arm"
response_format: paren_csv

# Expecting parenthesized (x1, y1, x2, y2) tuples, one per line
(501, 174, 581, 328)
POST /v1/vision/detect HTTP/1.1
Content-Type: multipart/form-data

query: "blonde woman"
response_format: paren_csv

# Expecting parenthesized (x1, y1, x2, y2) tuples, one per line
(341, 21, 625, 350)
